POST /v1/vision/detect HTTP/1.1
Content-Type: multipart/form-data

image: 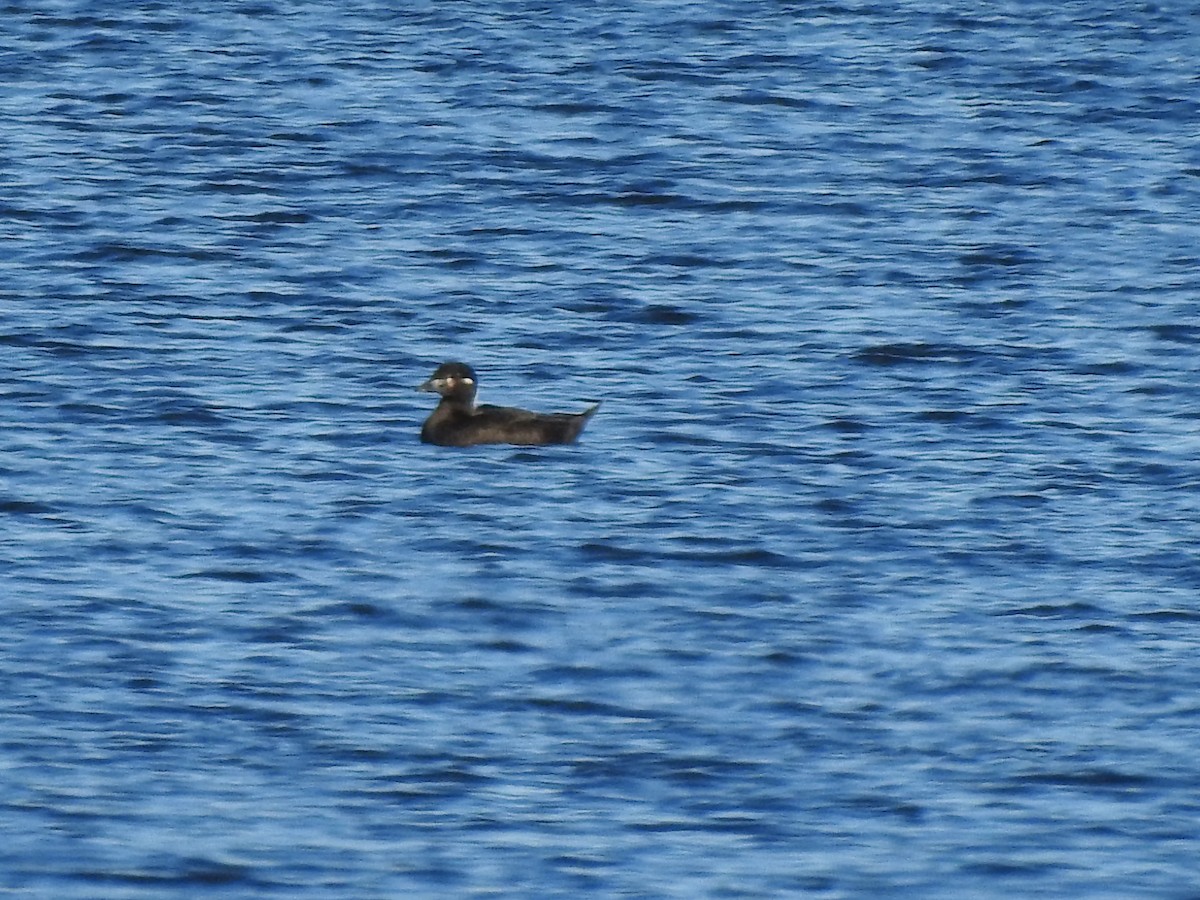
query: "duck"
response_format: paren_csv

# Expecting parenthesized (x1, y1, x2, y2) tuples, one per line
(417, 362, 599, 447)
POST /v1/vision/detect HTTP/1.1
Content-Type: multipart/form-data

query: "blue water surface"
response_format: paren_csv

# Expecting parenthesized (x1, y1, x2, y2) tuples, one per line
(3, 1, 1200, 897)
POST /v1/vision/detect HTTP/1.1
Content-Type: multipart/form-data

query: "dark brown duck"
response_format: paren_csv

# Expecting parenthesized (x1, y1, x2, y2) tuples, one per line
(417, 362, 599, 447)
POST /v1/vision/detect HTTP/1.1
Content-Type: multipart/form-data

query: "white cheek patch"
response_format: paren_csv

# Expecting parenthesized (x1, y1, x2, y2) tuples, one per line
(461, 377, 474, 385)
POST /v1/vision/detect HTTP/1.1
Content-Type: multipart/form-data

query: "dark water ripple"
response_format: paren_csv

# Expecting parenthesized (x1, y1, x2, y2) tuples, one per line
(4, 1, 1200, 897)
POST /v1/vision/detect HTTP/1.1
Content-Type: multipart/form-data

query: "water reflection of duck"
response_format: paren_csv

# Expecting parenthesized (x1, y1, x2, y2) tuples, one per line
(417, 362, 599, 447)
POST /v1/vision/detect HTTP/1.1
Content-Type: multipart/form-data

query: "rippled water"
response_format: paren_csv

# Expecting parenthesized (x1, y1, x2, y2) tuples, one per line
(4, 2, 1200, 897)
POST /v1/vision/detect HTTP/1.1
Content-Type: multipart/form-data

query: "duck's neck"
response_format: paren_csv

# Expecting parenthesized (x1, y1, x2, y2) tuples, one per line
(437, 393, 475, 414)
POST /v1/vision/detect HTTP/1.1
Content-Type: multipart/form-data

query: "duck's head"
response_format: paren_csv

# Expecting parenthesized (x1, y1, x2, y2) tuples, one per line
(418, 361, 478, 403)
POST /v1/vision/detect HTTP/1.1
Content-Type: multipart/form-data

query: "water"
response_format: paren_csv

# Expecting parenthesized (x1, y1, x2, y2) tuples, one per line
(3, 1, 1200, 896)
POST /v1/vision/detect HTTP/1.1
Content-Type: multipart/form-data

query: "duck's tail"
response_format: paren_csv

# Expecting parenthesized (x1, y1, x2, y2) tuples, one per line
(565, 402, 601, 442)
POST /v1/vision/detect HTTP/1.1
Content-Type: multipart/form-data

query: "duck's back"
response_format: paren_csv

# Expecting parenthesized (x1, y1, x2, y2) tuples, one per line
(422, 402, 599, 447)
